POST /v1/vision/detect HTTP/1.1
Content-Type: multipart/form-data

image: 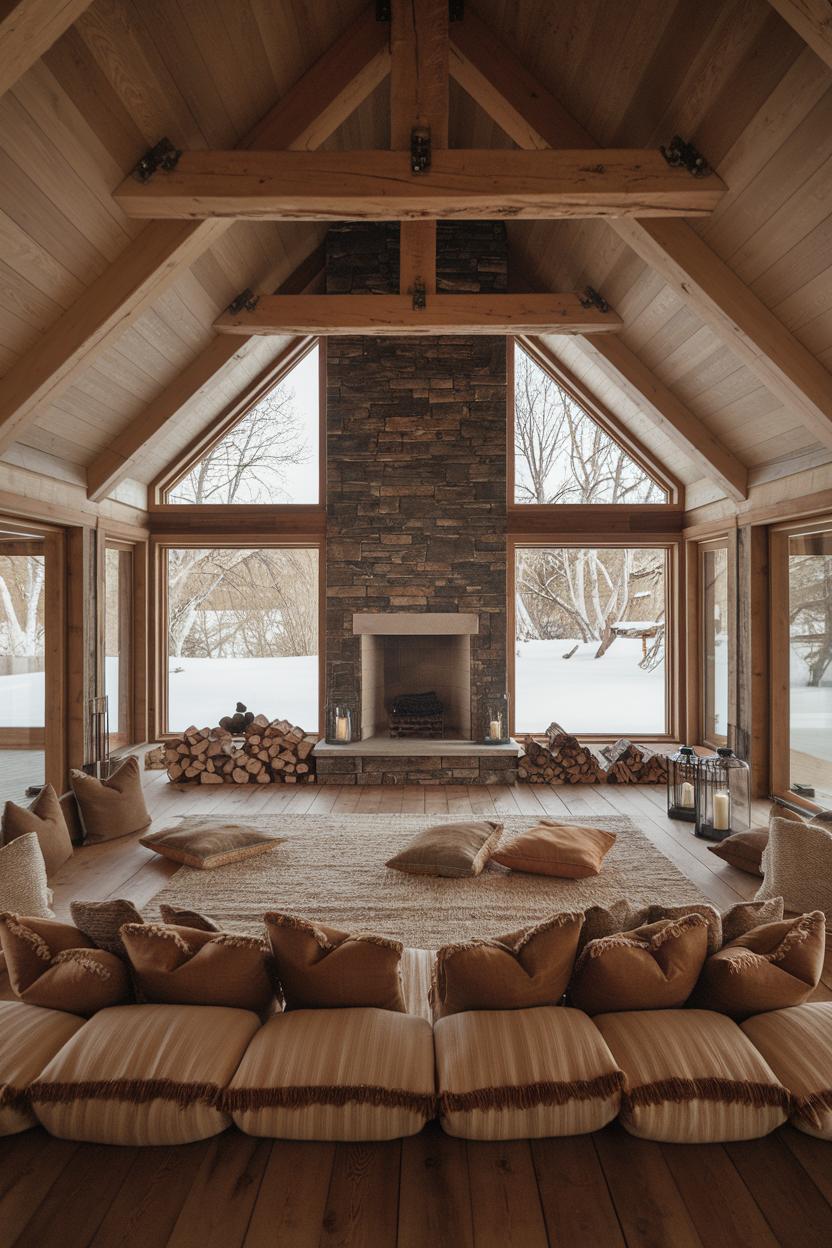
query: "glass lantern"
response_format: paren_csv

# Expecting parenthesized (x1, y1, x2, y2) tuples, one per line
(325, 702, 354, 745)
(695, 747, 751, 842)
(667, 745, 699, 822)
(483, 693, 510, 744)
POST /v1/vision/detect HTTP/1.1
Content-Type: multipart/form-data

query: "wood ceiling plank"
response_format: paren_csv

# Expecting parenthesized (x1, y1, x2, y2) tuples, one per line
(0, 0, 93, 98)
(450, 8, 832, 450)
(764, 0, 832, 71)
(0, 4, 390, 460)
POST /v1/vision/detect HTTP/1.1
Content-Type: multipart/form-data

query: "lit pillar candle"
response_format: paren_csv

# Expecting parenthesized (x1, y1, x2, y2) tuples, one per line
(713, 790, 731, 831)
(680, 781, 695, 809)
(335, 715, 349, 742)
(489, 719, 502, 741)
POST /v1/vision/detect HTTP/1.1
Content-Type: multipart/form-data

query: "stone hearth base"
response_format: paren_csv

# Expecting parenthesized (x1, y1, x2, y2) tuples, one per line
(313, 738, 520, 785)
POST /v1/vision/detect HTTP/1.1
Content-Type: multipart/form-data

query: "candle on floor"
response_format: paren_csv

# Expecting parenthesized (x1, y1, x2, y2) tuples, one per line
(335, 715, 349, 742)
(680, 781, 695, 808)
(713, 790, 731, 831)
(488, 719, 502, 741)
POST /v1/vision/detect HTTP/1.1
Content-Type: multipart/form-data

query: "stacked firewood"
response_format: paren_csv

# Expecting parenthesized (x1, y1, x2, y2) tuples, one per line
(164, 717, 317, 785)
(517, 722, 606, 784)
(601, 738, 668, 784)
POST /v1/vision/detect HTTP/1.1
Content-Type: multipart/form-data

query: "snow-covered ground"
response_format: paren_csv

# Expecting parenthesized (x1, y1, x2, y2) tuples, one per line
(789, 647, 832, 765)
(166, 655, 319, 731)
(0, 668, 43, 726)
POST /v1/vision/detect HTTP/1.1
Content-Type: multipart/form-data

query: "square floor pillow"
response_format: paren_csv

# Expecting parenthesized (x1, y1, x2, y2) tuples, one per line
(596, 1009, 788, 1142)
(385, 820, 502, 878)
(264, 912, 406, 1012)
(121, 922, 276, 1014)
(756, 817, 832, 918)
(70, 756, 150, 843)
(707, 803, 808, 878)
(1, 784, 73, 877)
(569, 913, 709, 1015)
(0, 833, 54, 918)
(431, 912, 584, 1017)
(692, 910, 825, 1020)
(742, 1003, 832, 1140)
(30, 1003, 260, 1145)
(0, 914, 131, 1016)
(491, 820, 616, 878)
(140, 819, 284, 869)
(0, 1000, 85, 1136)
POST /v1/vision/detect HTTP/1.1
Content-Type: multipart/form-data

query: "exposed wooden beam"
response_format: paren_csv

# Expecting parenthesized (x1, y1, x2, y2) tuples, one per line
(0, 0, 93, 97)
(764, 0, 832, 71)
(0, 5, 389, 459)
(391, 0, 449, 298)
(450, 10, 832, 450)
(213, 292, 623, 336)
(113, 148, 726, 221)
(86, 244, 325, 502)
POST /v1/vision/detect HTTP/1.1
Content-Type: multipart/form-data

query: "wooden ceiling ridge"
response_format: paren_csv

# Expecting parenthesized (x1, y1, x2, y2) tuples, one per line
(763, 0, 832, 71)
(0, 0, 94, 98)
(0, 4, 391, 464)
(448, 9, 832, 454)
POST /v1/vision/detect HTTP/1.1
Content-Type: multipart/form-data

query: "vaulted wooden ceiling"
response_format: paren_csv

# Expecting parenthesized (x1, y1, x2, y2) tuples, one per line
(0, 0, 830, 509)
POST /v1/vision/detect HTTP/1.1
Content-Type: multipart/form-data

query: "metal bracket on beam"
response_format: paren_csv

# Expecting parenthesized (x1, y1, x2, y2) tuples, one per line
(449, 0, 464, 19)
(131, 137, 182, 183)
(579, 287, 610, 314)
(411, 127, 431, 174)
(227, 288, 260, 316)
(375, 1, 391, 20)
(660, 135, 711, 178)
(412, 281, 426, 311)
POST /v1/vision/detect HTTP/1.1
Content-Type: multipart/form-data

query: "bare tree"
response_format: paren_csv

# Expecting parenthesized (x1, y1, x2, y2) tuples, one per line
(789, 553, 832, 688)
(0, 554, 45, 657)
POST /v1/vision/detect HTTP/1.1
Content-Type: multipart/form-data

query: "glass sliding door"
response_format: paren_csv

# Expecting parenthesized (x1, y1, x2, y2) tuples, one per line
(701, 541, 730, 747)
(104, 544, 133, 749)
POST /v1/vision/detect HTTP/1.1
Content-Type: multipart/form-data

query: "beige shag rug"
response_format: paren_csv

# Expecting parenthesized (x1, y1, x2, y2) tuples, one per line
(147, 814, 705, 950)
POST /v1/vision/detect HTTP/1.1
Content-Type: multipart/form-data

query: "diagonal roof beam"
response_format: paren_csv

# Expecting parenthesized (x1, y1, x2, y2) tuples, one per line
(0, 0, 93, 97)
(86, 243, 325, 502)
(763, 1, 832, 71)
(450, 10, 832, 452)
(0, 5, 389, 459)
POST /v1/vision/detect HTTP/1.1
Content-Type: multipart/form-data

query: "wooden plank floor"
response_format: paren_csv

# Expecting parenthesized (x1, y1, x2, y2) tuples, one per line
(2, 774, 832, 1248)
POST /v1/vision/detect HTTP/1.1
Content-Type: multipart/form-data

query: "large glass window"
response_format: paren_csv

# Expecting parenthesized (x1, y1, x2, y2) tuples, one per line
(0, 543, 45, 802)
(786, 524, 832, 806)
(165, 546, 319, 732)
(104, 545, 133, 749)
(167, 344, 320, 504)
(515, 545, 668, 734)
(701, 543, 729, 746)
(513, 342, 667, 504)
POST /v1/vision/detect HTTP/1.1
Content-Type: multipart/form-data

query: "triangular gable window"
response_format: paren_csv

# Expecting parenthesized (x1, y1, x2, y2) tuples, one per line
(167, 344, 320, 504)
(513, 342, 667, 504)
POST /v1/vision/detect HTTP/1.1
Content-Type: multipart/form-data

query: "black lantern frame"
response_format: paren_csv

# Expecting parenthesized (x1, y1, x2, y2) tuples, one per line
(325, 702, 355, 745)
(694, 747, 751, 842)
(667, 745, 698, 822)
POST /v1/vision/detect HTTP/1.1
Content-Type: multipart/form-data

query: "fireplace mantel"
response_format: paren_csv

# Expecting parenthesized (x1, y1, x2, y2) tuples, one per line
(352, 612, 479, 636)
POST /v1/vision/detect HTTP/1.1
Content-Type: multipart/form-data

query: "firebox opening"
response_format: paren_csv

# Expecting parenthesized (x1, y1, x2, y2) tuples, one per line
(359, 632, 472, 740)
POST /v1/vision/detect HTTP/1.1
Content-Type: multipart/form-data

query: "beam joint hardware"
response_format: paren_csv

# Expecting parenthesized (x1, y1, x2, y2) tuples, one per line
(132, 137, 182, 183)
(579, 287, 610, 314)
(411, 127, 431, 174)
(227, 288, 260, 316)
(660, 135, 711, 178)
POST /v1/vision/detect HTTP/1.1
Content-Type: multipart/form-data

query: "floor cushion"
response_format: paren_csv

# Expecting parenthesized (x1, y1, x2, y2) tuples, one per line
(434, 1006, 623, 1140)
(121, 922, 276, 1014)
(385, 820, 502, 878)
(0, 833, 54, 918)
(140, 818, 284, 869)
(757, 817, 832, 918)
(226, 1008, 435, 1141)
(569, 914, 708, 1015)
(596, 1009, 789, 1142)
(2, 784, 73, 877)
(0, 1001, 84, 1136)
(491, 820, 615, 878)
(742, 1003, 832, 1139)
(264, 912, 406, 1011)
(30, 1003, 260, 1145)
(70, 756, 150, 844)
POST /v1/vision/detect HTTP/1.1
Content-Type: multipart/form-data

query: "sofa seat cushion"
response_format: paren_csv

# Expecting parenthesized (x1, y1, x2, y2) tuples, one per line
(742, 1003, 832, 1140)
(596, 1009, 789, 1143)
(30, 1004, 260, 1145)
(434, 1006, 623, 1140)
(226, 1008, 435, 1141)
(0, 1001, 84, 1136)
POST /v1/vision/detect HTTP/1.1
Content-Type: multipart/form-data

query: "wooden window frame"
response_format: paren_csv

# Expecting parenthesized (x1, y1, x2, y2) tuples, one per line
(697, 534, 737, 751)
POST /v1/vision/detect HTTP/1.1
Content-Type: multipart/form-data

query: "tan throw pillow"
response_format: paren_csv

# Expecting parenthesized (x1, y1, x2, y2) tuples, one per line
(708, 828, 769, 878)
(2, 785, 73, 878)
(578, 901, 650, 953)
(569, 914, 709, 1016)
(140, 818, 284, 869)
(70, 898, 144, 956)
(158, 904, 220, 932)
(757, 817, 832, 918)
(386, 820, 502, 878)
(491, 821, 616, 878)
(647, 903, 722, 955)
(692, 911, 826, 1020)
(0, 833, 54, 918)
(121, 922, 275, 1014)
(431, 912, 584, 1018)
(71, 756, 150, 843)
(0, 914, 130, 1016)
(722, 896, 784, 943)
(264, 912, 406, 1011)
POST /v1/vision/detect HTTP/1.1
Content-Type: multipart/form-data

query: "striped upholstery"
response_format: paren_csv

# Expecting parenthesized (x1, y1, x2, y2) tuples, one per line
(227, 1008, 435, 1141)
(434, 1006, 623, 1140)
(30, 1004, 260, 1145)
(742, 1003, 832, 1139)
(596, 1009, 789, 1142)
(0, 1001, 84, 1136)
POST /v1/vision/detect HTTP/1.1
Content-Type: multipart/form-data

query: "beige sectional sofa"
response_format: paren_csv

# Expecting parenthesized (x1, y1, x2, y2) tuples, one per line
(3, 995, 831, 1147)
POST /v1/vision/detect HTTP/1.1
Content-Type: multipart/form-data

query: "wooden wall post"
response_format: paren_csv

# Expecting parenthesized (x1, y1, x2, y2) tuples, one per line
(65, 525, 102, 771)
(734, 524, 770, 797)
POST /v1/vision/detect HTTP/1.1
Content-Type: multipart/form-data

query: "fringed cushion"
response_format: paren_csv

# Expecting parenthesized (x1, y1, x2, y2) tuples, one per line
(158, 904, 221, 932)
(385, 820, 503, 878)
(431, 912, 584, 1018)
(70, 756, 150, 843)
(742, 1003, 832, 1140)
(491, 821, 616, 878)
(569, 914, 709, 1015)
(721, 896, 784, 943)
(647, 903, 722, 954)
(434, 1006, 623, 1141)
(140, 819, 284, 869)
(692, 911, 825, 1020)
(121, 922, 276, 1014)
(596, 1009, 789, 1143)
(578, 901, 650, 953)
(1, 784, 73, 878)
(0, 1001, 84, 1136)
(0, 914, 131, 1016)
(226, 1008, 435, 1141)
(264, 912, 406, 1011)
(30, 1004, 261, 1145)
